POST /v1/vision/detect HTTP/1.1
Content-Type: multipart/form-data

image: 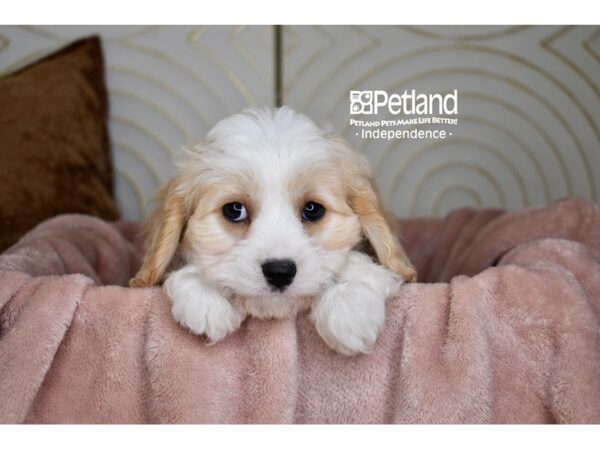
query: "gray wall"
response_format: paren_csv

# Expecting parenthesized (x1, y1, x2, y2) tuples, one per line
(1, 25, 598, 219)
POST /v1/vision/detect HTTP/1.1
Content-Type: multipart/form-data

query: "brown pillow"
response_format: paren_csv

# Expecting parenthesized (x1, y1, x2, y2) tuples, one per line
(0, 36, 119, 251)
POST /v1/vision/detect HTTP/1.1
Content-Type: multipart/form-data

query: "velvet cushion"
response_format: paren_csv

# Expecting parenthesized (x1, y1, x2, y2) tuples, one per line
(0, 36, 119, 252)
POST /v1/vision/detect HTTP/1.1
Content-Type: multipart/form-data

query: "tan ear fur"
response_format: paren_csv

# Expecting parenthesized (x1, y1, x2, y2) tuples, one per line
(129, 179, 189, 287)
(332, 137, 417, 282)
(350, 178, 416, 281)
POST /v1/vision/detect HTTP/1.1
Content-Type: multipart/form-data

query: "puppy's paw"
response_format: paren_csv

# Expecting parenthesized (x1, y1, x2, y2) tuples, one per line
(310, 252, 401, 356)
(164, 265, 245, 343)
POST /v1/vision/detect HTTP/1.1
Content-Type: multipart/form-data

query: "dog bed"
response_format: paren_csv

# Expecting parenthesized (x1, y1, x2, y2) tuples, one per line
(1, 197, 600, 423)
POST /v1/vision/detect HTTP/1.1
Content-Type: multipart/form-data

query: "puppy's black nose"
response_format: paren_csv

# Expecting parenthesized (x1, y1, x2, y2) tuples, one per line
(261, 259, 296, 291)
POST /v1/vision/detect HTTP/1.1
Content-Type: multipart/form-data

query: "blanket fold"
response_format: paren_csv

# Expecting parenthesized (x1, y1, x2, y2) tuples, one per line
(1, 198, 600, 423)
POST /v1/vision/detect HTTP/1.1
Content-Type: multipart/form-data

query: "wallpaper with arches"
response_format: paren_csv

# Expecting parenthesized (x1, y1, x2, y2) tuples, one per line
(1, 25, 598, 219)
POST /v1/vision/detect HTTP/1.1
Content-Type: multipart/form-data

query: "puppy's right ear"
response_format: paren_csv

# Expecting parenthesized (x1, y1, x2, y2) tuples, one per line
(129, 178, 189, 287)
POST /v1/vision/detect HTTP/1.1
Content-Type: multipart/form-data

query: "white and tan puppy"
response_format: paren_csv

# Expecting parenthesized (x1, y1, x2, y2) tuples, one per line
(130, 107, 416, 355)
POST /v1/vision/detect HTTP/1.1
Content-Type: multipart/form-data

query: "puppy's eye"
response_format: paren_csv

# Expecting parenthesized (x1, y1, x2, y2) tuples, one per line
(223, 202, 248, 223)
(302, 201, 325, 222)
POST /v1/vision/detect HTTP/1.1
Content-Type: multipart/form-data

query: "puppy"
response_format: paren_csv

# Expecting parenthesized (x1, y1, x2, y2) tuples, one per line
(130, 107, 416, 355)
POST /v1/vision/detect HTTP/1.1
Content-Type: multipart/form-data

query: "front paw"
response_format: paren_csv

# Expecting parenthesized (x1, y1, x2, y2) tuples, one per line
(310, 253, 400, 355)
(310, 281, 386, 355)
(164, 266, 245, 343)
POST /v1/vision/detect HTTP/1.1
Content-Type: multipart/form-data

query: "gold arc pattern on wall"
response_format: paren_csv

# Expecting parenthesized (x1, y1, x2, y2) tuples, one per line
(358, 87, 573, 204)
(0, 25, 599, 218)
(187, 26, 257, 106)
(356, 118, 525, 210)
(231, 26, 272, 86)
(401, 25, 531, 41)
(283, 25, 381, 112)
(411, 161, 506, 216)
(433, 186, 484, 216)
(115, 168, 146, 217)
(108, 65, 212, 129)
(114, 140, 163, 185)
(284, 28, 599, 215)
(0, 25, 273, 220)
(541, 26, 600, 99)
(398, 143, 513, 212)
(583, 28, 600, 63)
(346, 64, 596, 205)
(360, 98, 554, 203)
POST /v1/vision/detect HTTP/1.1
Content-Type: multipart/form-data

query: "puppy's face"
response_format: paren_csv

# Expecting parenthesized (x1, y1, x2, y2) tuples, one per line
(130, 107, 416, 317)
(181, 132, 362, 318)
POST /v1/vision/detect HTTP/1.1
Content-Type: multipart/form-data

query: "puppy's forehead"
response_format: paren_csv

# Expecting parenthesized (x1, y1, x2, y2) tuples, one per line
(207, 107, 337, 182)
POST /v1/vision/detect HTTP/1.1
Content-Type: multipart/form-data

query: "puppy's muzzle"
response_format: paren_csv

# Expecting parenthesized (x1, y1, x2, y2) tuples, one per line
(261, 259, 296, 291)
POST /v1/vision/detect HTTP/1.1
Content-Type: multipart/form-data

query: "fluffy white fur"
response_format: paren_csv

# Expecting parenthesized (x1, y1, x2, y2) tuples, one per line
(310, 252, 401, 355)
(132, 107, 414, 355)
(164, 265, 246, 343)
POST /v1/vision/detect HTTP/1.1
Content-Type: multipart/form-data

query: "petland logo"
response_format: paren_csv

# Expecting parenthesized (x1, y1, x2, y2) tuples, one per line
(349, 89, 459, 141)
(350, 90, 458, 115)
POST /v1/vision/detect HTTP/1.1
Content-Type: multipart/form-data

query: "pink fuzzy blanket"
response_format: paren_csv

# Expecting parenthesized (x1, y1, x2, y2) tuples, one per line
(1, 197, 600, 423)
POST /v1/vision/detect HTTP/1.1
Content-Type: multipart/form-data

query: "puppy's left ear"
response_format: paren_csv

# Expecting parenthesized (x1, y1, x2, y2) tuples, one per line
(332, 137, 417, 282)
